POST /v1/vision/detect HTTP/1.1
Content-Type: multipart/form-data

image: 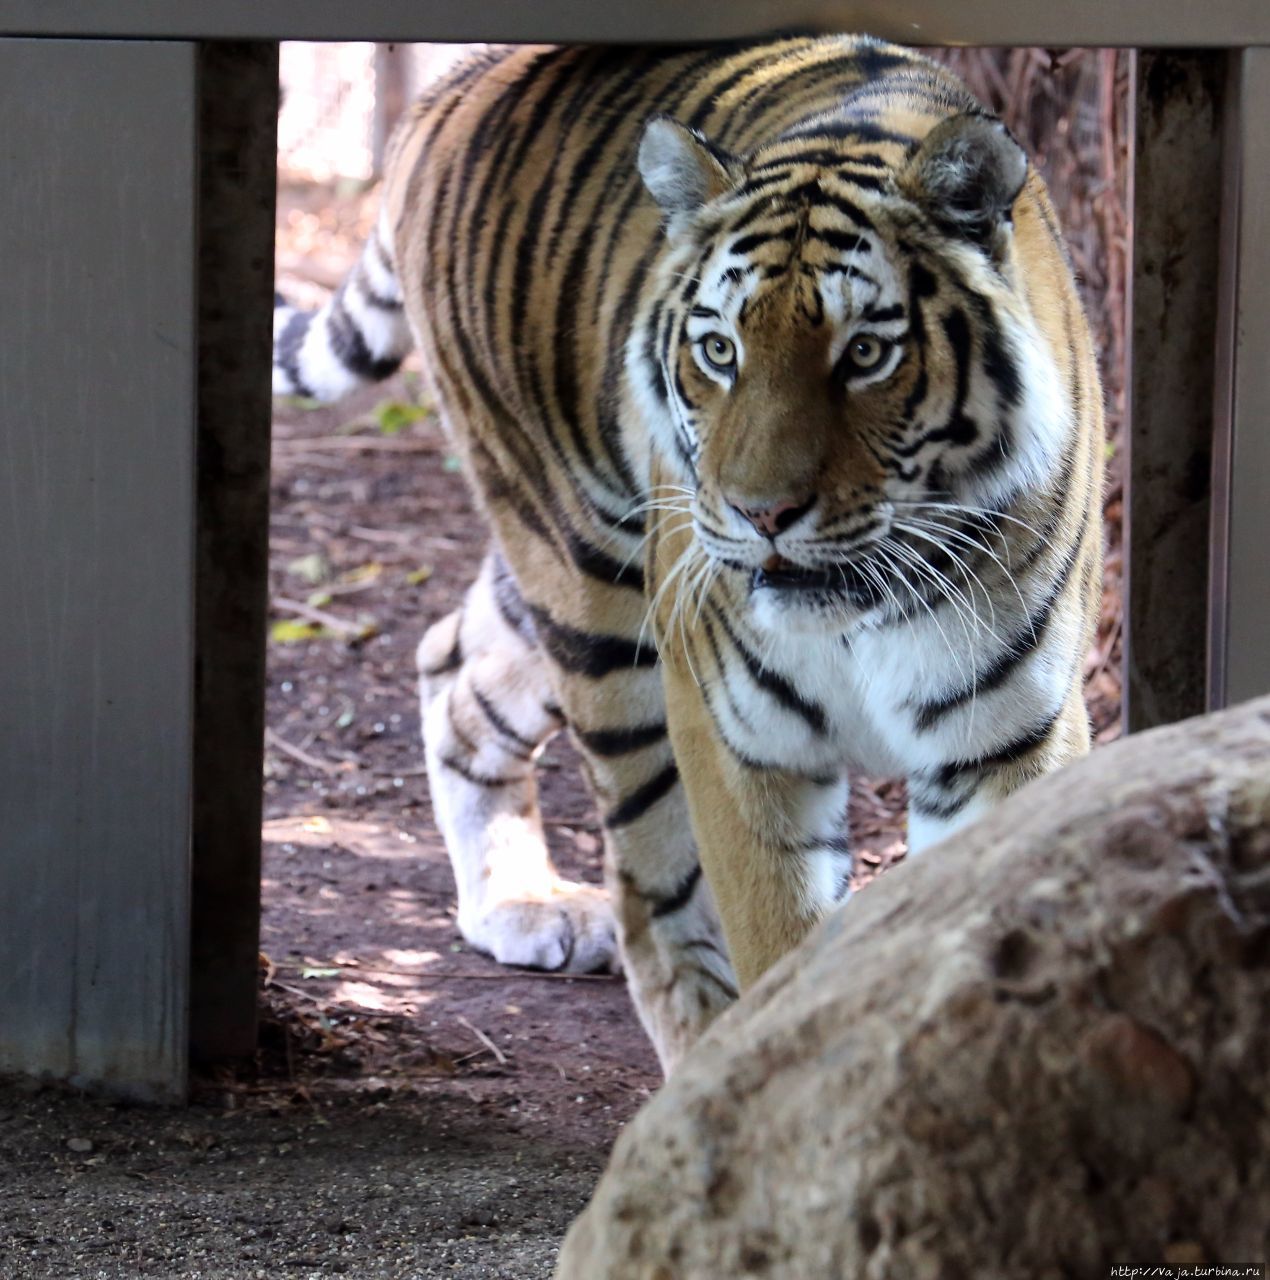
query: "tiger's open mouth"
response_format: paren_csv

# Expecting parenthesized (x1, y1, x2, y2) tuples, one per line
(750, 554, 881, 606)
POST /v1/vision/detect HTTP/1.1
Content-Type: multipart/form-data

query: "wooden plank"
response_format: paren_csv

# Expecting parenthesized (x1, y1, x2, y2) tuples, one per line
(1125, 52, 1226, 732)
(1, 0, 1269, 47)
(0, 39, 197, 1101)
(188, 42, 278, 1065)
(1210, 47, 1270, 709)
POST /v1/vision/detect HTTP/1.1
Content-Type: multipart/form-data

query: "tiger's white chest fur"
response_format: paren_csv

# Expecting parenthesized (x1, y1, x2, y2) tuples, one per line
(719, 594, 1079, 778)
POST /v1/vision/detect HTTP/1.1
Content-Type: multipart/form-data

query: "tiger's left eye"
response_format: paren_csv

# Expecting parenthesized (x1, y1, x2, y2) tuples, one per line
(844, 334, 889, 373)
(699, 333, 737, 371)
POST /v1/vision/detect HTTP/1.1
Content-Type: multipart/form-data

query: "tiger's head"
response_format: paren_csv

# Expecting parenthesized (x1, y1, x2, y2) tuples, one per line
(630, 109, 1070, 632)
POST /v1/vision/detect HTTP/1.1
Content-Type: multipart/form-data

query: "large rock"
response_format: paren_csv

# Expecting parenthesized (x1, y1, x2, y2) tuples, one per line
(558, 699, 1270, 1278)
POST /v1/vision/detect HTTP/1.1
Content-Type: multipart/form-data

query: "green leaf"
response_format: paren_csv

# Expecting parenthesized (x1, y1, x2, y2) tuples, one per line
(306, 590, 333, 608)
(406, 565, 434, 586)
(300, 966, 340, 979)
(375, 399, 427, 435)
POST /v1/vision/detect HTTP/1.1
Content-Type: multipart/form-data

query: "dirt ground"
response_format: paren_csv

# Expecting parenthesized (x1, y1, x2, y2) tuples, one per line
(0, 376, 662, 1280)
(0, 174, 1123, 1280)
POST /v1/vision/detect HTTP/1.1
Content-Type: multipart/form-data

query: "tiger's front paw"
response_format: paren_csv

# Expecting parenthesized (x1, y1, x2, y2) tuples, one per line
(460, 882, 620, 974)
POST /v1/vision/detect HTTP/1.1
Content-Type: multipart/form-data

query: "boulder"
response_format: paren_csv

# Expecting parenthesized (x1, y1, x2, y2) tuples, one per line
(557, 699, 1270, 1279)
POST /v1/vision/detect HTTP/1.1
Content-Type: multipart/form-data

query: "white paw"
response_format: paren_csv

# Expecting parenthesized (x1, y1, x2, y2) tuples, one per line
(461, 881, 620, 974)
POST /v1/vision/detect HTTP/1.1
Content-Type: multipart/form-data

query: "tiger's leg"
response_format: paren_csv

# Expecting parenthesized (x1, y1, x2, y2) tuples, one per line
(517, 599, 738, 1074)
(454, 539, 737, 1073)
(417, 553, 618, 973)
(576, 701, 738, 1073)
(906, 682, 1093, 855)
(660, 648, 850, 990)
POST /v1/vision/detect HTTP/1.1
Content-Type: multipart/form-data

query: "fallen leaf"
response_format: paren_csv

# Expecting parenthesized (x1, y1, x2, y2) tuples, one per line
(270, 619, 331, 644)
(340, 562, 383, 586)
(375, 399, 427, 435)
(287, 552, 328, 585)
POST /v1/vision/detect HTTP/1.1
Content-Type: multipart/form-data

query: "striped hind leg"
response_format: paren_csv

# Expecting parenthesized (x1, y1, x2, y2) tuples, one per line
(417, 554, 618, 973)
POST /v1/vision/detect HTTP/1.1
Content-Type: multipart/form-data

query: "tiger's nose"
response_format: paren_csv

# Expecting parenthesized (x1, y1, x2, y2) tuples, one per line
(728, 493, 816, 537)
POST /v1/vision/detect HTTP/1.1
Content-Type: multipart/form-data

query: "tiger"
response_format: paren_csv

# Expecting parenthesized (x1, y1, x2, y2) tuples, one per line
(273, 37, 1102, 1075)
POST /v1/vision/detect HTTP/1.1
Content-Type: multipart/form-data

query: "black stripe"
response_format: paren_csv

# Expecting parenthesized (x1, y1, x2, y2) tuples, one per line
(489, 553, 537, 644)
(909, 789, 973, 822)
(472, 687, 538, 755)
(439, 756, 516, 788)
(914, 538, 1082, 732)
(528, 605, 657, 678)
(605, 763, 680, 829)
(893, 307, 978, 457)
(821, 265, 877, 286)
(575, 722, 668, 757)
(327, 292, 403, 382)
(699, 614, 758, 738)
(726, 197, 789, 234)
(650, 864, 702, 918)
(808, 227, 869, 254)
(686, 44, 803, 131)
(274, 309, 314, 398)
(910, 700, 1065, 823)
(736, 168, 800, 199)
(542, 49, 664, 261)
(727, 44, 882, 139)
(810, 186, 877, 231)
(420, 632, 463, 679)
(729, 227, 797, 256)
(562, 522, 645, 592)
(934, 704, 1065, 791)
(353, 260, 403, 312)
(711, 607, 827, 735)
(804, 833, 851, 855)
(356, 282, 404, 312)
(641, 300, 668, 404)
(781, 119, 915, 147)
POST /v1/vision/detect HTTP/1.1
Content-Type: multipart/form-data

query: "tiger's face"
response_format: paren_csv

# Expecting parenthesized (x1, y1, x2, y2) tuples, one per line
(633, 113, 1068, 633)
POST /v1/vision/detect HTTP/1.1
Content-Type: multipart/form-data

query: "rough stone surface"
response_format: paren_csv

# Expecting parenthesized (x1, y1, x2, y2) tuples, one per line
(557, 698, 1270, 1279)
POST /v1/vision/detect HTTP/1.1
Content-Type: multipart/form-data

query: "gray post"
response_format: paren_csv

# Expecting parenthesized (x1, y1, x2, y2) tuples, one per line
(0, 40, 200, 1101)
(1125, 52, 1227, 732)
(1209, 46, 1270, 710)
(189, 42, 278, 1065)
(373, 42, 411, 178)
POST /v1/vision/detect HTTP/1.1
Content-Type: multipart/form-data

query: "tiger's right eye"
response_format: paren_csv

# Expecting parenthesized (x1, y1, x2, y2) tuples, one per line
(699, 333, 737, 371)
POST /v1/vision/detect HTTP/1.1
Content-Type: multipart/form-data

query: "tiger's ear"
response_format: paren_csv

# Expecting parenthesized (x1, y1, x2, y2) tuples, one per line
(638, 116, 742, 225)
(899, 113, 1028, 246)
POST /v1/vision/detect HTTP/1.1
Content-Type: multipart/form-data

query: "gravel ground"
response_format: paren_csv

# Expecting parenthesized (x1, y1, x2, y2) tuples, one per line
(1, 1075, 610, 1279)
